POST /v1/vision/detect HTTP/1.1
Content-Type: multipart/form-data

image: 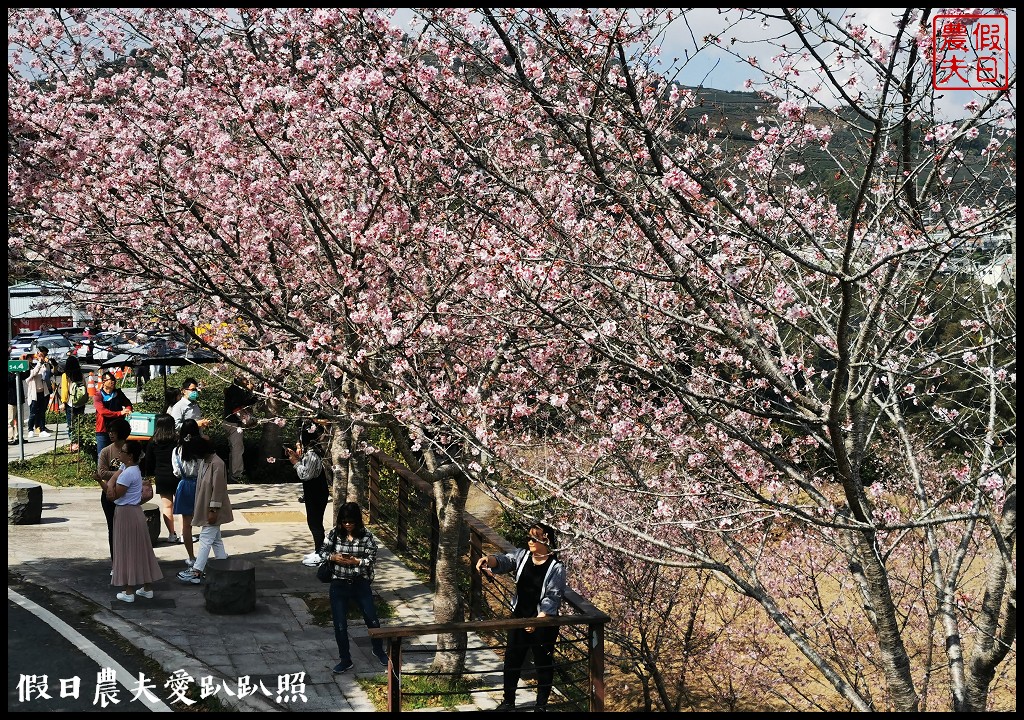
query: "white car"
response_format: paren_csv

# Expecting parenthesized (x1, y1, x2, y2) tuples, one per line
(8, 331, 42, 361)
(76, 331, 133, 362)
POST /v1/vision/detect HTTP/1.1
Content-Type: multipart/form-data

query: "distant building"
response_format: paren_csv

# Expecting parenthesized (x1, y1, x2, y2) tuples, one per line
(925, 225, 1013, 255)
(7, 282, 91, 338)
(982, 252, 1016, 288)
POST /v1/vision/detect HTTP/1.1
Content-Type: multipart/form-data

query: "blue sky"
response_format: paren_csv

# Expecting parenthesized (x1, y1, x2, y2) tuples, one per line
(391, 8, 1016, 120)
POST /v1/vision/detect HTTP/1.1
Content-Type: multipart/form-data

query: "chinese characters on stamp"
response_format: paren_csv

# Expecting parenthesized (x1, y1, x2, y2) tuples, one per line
(932, 13, 1009, 91)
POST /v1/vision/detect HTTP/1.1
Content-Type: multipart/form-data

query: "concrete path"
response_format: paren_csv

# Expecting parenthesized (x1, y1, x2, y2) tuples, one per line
(8, 426, 514, 711)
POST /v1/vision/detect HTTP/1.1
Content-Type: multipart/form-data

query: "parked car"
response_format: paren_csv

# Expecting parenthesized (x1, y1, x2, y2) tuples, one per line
(75, 331, 134, 362)
(8, 331, 43, 361)
(53, 325, 89, 337)
(64, 332, 89, 356)
(29, 335, 75, 373)
(53, 326, 90, 355)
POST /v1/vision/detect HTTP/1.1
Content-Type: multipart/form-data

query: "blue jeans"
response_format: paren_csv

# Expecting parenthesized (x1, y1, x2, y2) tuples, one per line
(96, 431, 110, 458)
(329, 577, 384, 663)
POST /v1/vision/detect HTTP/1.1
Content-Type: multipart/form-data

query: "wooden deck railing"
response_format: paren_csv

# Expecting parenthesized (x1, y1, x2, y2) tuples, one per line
(366, 452, 610, 712)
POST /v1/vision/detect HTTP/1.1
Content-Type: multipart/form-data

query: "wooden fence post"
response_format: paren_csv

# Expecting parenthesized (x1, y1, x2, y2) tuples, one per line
(469, 527, 484, 620)
(396, 470, 409, 552)
(368, 455, 380, 524)
(385, 638, 403, 711)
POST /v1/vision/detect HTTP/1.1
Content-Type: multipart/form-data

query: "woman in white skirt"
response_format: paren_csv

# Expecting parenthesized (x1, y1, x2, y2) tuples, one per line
(109, 440, 163, 602)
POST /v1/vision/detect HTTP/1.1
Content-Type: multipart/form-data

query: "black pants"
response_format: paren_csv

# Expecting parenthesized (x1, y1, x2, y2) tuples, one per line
(303, 477, 329, 553)
(100, 490, 116, 560)
(503, 624, 558, 707)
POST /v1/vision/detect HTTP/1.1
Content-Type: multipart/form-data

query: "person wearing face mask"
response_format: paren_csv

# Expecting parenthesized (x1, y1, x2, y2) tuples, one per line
(25, 347, 54, 438)
(94, 371, 133, 458)
(169, 378, 210, 431)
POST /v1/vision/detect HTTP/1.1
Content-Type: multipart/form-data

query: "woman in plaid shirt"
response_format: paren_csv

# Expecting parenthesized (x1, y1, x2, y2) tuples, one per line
(319, 501, 389, 673)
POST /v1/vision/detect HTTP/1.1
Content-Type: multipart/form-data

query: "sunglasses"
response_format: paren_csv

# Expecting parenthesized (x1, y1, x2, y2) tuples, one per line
(527, 534, 549, 544)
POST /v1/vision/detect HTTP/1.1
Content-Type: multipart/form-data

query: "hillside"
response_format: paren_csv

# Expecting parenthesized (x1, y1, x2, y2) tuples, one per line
(668, 85, 1013, 216)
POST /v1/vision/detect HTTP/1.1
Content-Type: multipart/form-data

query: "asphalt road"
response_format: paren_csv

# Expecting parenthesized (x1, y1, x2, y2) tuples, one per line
(8, 576, 171, 713)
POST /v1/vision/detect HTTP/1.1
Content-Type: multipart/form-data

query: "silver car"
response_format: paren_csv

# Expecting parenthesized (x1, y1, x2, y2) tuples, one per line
(29, 335, 74, 373)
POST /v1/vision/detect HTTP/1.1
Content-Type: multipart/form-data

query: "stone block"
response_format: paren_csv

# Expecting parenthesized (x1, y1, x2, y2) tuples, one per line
(204, 558, 256, 614)
(9, 481, 43, 525)
(141, 502, 161, 546)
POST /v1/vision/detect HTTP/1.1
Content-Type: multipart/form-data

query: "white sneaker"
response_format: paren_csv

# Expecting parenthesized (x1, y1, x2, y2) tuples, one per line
(38, 431, 52, 438)
(135, 589, 154, 599)
(116, 591, 135, 603)
(301, 552, 321, 566)
(167, 533, 180, 543)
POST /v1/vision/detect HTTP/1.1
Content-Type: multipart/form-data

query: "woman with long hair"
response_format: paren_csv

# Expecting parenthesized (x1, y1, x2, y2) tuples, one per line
(143, 413, 180, 543)
(319, 501, 388, 673)
(177, 429, 233, 585)
(59, 354, 86, 448)
(170, 418, 204, 569)
(287, 422, 329, 567)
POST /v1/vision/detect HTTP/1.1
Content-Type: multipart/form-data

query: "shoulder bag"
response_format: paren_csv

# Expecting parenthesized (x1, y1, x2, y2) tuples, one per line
(316, 556, 334, 583)
(141, 478, 154, 504)
(316, 529, 336, 582)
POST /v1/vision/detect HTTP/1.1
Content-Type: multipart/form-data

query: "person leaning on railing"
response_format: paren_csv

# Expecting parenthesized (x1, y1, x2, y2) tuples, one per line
(476, 522, 567, 712)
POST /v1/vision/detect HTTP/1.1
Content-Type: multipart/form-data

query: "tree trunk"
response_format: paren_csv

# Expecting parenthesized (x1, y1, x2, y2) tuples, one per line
(964, 485, 1017, 711)
(347, 423, 369, 506)
(428, 473, 470, 676)
(851, 529, 920, 711)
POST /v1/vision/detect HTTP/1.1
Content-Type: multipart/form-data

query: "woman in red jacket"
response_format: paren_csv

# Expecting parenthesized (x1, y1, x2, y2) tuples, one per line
(94, 371, 132, 458)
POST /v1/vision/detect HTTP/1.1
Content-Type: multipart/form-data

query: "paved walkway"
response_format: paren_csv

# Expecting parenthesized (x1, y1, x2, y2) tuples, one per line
(8, 422, 511, 712)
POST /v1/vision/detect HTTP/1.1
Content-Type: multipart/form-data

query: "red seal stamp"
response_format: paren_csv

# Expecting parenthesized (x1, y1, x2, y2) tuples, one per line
(932, 14, 1009, 91)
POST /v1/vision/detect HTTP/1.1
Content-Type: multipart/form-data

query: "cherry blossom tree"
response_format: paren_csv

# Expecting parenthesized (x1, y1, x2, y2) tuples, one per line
(8, 6, 485, 674)
(9, 8, 1015, 709)
(377, 8, 1015, 710)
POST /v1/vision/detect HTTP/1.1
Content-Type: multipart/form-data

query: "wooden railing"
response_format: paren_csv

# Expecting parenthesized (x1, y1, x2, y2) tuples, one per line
(367, 451, 439, 584)
(366, 452, 610, 712)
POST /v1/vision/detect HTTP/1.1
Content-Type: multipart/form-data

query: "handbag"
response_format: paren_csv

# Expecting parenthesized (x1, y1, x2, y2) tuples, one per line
(316, 528, 336, 582)
(316, 556, 334, 583)
(141, 478, 154, 503)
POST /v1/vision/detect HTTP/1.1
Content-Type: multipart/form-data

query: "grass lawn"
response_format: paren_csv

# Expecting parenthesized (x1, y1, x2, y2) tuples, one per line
(8, 444, 98, 488)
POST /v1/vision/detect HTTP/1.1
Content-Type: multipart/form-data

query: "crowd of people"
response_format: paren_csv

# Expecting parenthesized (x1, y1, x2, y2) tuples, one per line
(80, 372, 324, 597)
(11, 358, 571, 690)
